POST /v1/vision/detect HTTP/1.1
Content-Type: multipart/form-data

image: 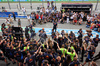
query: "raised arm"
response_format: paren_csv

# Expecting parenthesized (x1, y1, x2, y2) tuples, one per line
(57, 43, 60, 50)
(33, 44, 42, 55)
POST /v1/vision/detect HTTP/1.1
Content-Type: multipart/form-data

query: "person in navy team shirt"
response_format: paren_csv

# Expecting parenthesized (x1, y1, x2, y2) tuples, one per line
(53, 21, 58, 32)
(24, 45, 41, 66)
(93, 34, 100, 47)
(82, 44, 95, 66)
(70, 57, 81, 66)
(84, 36, 90, 46)
(25, 26, 29, 40)
(77, 28, 83, 47)
(86, 30, 93, 38)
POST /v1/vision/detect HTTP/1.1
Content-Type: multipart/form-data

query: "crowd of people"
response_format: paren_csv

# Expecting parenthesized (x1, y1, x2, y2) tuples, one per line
(4, 1, 100, 32)
(1, 18, 100, 66)
(26, 4, 100, 32)
(0, 1, 100, 66)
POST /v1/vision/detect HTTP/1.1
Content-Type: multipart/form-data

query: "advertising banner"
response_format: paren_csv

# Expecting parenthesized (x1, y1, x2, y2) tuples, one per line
(56, 0, 69, 1)
(0, 0, 97, 2)
(1, 0, 13, 1)
(41, 0, 55, 1)
(71, 0, 82, 1)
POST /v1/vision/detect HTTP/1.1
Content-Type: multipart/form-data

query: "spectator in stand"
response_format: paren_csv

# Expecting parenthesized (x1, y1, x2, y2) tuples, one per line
(73, 17, 77, 25)
(22, 7, 26, 16)
(31, 12, 35, 20)
(86, 20, 91, 28)
(27, 15, 31, 24)
(42, 7, 45, 14)
(5, 18, 10, 26)
(47, 1, 50, 8)
(66, 13, 70, 23)
(31, 19, 36, 26)
(51, 1, 54, 7)
(78, 17, 83, 25)
(62, 8, 65, 13)
(40, 8, 43, 14)
(36, 13, 39, 23)
(12, 12, 16, 21)
(93, 24, 99, 31)
(18, 19, 21, 27)
(54, 6, 57, 13)
(8, 14, 13, 24)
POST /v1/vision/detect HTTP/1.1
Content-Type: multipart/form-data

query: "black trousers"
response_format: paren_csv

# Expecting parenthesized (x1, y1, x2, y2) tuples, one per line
(53, 27, 57, 32)
(14, 17, 16, 21)
(81, 47, 84, 62)
(79, 39, 82, 47)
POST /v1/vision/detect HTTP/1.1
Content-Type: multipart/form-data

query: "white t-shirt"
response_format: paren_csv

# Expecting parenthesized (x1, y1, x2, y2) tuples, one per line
(46, 9, 49, 13)
(87, 15, 90, 21)
(81, 13, 84, 18)
(40, 9, 43, 13)
(27, 16, 30, 19)
(5, 19, 10, 24)
(22, 7, 26, 12)
(70, 15, 74, 19)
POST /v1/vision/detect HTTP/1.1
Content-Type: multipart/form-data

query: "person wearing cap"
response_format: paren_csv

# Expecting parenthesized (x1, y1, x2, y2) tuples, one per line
(57, 35, 65, 47)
